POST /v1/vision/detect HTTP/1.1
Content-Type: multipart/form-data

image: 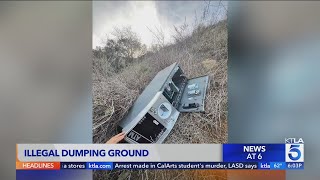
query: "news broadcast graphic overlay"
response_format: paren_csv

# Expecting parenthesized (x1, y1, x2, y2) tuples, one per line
(16, 162, 61, 170)
(269, 162, 286, 170)
(60, 162, 86, 169)
(223, 144, 285, 162)
(285, 138, 304, 170)
(285, 144, 304, 162)
(16, 144, 222, 163)
(18, 162, 260, 170)
(286, 162, 304, 170)
(285, 144, 304, 163)
(87, 162, 258, 170)
(86, 162, 113, 170)
(258, 162, 270, 169)
(16, 143, 304, 170)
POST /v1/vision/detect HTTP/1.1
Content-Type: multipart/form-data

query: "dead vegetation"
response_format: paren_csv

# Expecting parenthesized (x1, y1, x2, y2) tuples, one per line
(92, 19, 228, 179)
(94, 169, 228, 180)
(93, 19, 227, 144)
(93, 1, 227, 179)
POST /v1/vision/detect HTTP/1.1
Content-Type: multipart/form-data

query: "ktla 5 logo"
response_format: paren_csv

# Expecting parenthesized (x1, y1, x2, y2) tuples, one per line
(285, 144, 304, 162)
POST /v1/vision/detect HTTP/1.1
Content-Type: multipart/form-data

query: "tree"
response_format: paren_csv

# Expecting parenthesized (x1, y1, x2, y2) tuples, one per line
(93, 26, 144, 75)
(112, 26, 142, 65)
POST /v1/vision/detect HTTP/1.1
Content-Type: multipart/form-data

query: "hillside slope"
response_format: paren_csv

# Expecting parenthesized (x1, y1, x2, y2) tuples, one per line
(93, 20, 227, 144)
(93, 19, 228, 180)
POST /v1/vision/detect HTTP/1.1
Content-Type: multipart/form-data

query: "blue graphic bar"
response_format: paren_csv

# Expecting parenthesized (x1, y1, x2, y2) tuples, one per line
(258, 162, 304, 170)
(270, 162, 286, 170)
(223, 144, 285, 162)
(258, 162, 270, 169)
(86, 162, 113, 170)
(286, 162, 304, 170)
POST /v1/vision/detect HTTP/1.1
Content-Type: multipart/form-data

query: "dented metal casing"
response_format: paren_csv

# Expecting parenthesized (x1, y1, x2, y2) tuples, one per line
(117, 62, 210, 144)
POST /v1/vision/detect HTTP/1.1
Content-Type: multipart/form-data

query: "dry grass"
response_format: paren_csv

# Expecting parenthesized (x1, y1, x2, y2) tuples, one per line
(92, 20, 228, 179)
(94, 169, 228, 180)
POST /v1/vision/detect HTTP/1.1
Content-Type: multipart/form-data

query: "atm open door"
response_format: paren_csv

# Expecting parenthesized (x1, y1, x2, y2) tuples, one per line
(178, 75, 210, 113)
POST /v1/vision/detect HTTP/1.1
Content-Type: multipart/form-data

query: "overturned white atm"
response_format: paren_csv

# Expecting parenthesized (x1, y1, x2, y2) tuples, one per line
(118, 62, 210, 143)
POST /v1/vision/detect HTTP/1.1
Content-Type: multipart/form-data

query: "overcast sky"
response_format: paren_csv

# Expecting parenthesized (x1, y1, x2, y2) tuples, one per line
(93, 1, 227, 49)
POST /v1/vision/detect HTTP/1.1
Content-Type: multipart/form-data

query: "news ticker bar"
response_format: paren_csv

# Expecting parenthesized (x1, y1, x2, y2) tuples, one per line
(16, 162, 304, 170)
